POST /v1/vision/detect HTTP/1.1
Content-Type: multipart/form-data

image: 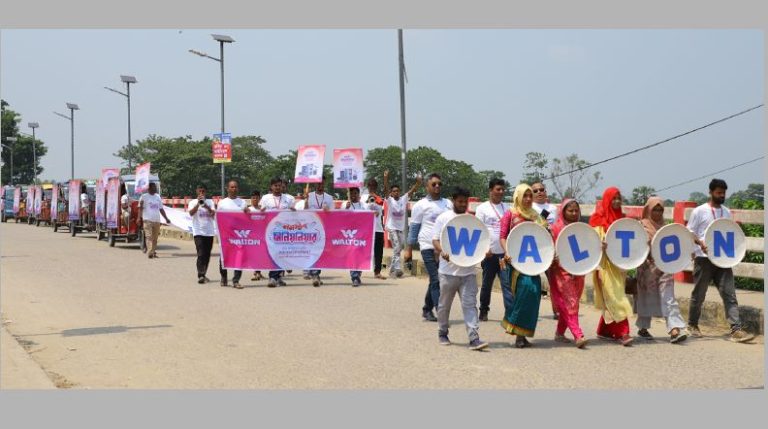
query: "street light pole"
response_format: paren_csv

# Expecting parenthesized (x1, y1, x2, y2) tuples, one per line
(190, 33, 234, 197)
(397, 29, 410, 238)
(105, 75, 137, 170)
(54, 102, 78, 180)
(28, 122, 39, 184)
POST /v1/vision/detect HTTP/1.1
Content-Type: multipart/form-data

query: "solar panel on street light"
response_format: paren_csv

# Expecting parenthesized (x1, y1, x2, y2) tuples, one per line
(211, 34, 234, 43)
(28, 122, 39, 129)
(66, 103, 79, 110)
(120, 75, 137, 83)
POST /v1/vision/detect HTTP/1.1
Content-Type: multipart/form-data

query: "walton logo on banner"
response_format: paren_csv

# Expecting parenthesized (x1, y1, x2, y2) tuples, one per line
(234, 229, 251, 238)
(334, 229, 367, 247)
(341, 229, 357, 239)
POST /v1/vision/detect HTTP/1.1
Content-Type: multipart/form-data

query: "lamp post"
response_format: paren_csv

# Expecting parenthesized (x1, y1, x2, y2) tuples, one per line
(53, 102, 79, 180)
(397, 29, 410, 238)
(27, 122, 39, 184)
(190, 33, 235, 197)
(2, 137, 15, 185)
(105, 75, 137, 169)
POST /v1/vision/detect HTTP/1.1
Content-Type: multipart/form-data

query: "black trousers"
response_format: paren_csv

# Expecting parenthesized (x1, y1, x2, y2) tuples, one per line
(374, 231, 384, 274)
(194, 235, 214, 277)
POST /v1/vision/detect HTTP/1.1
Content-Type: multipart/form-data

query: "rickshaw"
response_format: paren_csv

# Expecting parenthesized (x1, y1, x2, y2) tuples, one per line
(105, 174, 161, 250)
(1, 185, 16, 222)
(51, 184, 70, 232)
(35, 184, 53, 227)
(68, 180, 98, 236)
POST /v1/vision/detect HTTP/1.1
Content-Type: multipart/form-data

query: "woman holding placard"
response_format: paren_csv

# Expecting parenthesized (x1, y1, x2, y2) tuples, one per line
(589, 187, 634, 346)
(634, 197, 688, 344)
(499, 184, 548, 348)
(547, 199, 589, 348)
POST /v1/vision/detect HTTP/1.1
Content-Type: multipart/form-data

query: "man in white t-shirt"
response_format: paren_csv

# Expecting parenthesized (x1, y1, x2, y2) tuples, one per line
(432, 186, 489, 351)
(686, 178, 754, 343)
(344, 187, 369, 287)
(188, 184, 216, 284)
(409, 173, 453, 322)
(120, 183, 132, 232)
(531, 182, 557, 225)
(382, 170, 421, 278)
(259, 177, 296, 287)
(138, 182, 170, 260)
(247, 191, 264, 282)
(216, 180, 250, 289)
(474, 178, 511, 321)
(80, 183, 91, 225)
(361, 177, 386, 279)
(303, 177, 334, 286)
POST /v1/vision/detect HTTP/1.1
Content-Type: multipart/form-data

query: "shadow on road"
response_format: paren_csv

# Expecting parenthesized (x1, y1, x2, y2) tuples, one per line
(16, 324, 173, 337)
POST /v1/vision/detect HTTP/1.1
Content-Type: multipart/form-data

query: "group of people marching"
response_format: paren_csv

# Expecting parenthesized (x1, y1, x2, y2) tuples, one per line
(411, 176, 756, 351)
(181, 170, 755, 350)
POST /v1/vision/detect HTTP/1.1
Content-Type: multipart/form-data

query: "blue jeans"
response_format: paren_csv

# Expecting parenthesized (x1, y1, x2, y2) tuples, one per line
(480, 253, 509, 313)
(421, 249, 440, 313)
(269, 271, 282, 280)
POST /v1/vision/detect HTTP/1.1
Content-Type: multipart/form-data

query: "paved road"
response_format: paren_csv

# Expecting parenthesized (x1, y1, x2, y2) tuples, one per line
(1, 222, 763, 389)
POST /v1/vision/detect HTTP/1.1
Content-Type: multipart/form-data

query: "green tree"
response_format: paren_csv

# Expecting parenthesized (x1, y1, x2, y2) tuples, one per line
(688, 191, 708, 205)
(520, 152, 549, 185)
(1, 100, 48, 185)
(728, 183, 764, 209)
(548, 153, 602, 201)
(629, 185, 657, 205)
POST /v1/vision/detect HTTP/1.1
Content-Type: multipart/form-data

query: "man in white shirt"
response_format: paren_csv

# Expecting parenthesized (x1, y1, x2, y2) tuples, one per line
(361, 177, 386, 279)
(259, 177, 296, 287)
(474, 178, 511, 321)
(382, 170, 421, 278)
(138, 182, 171, 260)
(80, 183, 91, 225)
(303, 177, 334, 287)
(120, 183, 132, 232)
(344, 187, 369, 287)
(531, 182, 558, 319)
(248, 191, 264, 282)
(432, 186, 489, 350)
(216, 180, 250, 289)
(686, 178, 754, 343)
(409, 173, 453, 322)
(188, 184, 216, 284)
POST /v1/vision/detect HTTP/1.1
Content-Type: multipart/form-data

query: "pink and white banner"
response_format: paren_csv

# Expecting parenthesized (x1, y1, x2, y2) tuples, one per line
(13, 187, 20, 214)
(101, 168, 120, 186)
(134, 162, 151, 194)
(216, 210, 375, 270)
(26, 186, 35, 216)
(294, 145, 326, 183)
(51, 184, 59, 219)
(332, 148, 364, 189)
(68, 180, 81, 221)
(33, 185, 42, 216)
(106, 177, 120, 229)
(95, 179, 106, 223)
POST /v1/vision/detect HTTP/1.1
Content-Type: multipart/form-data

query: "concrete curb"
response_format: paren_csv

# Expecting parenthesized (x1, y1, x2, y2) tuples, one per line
(157, 226, 763, 335)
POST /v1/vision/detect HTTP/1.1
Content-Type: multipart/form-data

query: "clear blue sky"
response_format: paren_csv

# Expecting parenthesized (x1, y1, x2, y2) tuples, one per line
(1, 29, 763, 200)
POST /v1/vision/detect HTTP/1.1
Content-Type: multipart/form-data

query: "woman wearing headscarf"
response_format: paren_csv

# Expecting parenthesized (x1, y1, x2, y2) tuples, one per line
(589, 187, 634, 346)
(634, 196, 688, 343)
(547, 199, 589, 348)
(499, 184, 548, 348)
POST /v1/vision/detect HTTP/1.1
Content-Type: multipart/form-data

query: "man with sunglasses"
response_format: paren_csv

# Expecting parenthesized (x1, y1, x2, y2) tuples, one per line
(409, 173, 452, 322)
(531, 182, 559, 319)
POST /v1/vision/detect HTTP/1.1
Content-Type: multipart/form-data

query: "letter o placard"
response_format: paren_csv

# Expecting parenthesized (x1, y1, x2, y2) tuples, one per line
(439, 214, 490, 267)
(605, 218, 650, 270)
(704, 218, 746, 268)
(506, 221, 554, 276)
(650, 223, 695, 274)
(554, 222, 602, 276)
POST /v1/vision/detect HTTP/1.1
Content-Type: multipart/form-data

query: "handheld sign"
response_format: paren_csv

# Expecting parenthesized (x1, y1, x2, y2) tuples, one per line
(605, 218, 649, 270)
(506, 222, 554, 276)
(651, 223, 696, 274)
(294, 145, 326, 183)
(439, 214, 490, 267)
(704, 218, 746, 268)
(554, 222, 602, 276)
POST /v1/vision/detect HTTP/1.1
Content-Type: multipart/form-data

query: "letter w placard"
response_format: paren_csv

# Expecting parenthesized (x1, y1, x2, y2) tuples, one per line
(446, 226, 482, 256)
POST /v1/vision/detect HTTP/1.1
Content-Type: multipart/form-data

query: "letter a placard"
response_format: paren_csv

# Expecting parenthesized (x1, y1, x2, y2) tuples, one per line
(439, 214, 490, 267)
(554, 222, 602, 276)
(704, 218, 746, 269)
(650, 223, 695, 274)
(605, 218, 649, 270)
(506, 222, 554, 276)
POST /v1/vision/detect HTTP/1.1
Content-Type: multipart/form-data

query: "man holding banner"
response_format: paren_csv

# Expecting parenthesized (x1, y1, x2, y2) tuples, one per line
(217, 180, 249, 288)
(259, 177, 296, 287)
(189, 184, 216, 284)
(686, 179, 754, 343)
(303, 176, 334, 287)
(410, 173, 452, 322)
(361, 177, 386, 279)
(432, 186, 489, 350)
